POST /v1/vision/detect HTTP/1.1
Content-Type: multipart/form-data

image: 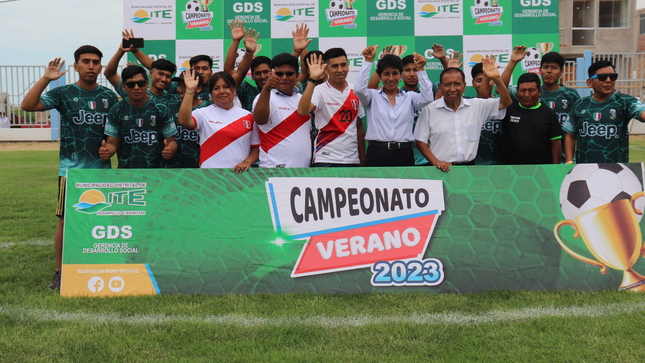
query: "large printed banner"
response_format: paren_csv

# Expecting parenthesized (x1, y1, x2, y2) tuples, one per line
(62, 164, 645, 296)
(123, 0, 559, 85)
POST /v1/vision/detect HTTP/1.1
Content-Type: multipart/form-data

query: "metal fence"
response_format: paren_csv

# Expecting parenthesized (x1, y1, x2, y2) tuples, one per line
(0, 65, 120, 127)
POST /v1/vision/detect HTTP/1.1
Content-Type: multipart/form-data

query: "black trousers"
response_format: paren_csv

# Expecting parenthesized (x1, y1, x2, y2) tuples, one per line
(365, 145, 414, 167)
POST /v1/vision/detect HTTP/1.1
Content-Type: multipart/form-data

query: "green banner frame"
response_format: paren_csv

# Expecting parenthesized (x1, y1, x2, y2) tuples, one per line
(61, 164, 645, 296)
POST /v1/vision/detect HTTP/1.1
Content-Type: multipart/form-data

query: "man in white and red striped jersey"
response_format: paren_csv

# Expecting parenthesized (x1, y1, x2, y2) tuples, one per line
(253, 53, 312, 168)
(297, 48, 366, 167)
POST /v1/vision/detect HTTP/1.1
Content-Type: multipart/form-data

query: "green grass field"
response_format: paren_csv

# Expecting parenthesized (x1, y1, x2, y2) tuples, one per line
(2, 143, 645, 362)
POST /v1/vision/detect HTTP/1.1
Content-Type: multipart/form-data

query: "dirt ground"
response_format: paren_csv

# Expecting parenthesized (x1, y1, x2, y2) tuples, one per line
(0, 142, 59, 151)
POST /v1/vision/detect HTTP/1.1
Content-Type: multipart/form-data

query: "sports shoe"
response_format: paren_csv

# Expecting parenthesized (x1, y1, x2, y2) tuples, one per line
(49, 270, 61, 290)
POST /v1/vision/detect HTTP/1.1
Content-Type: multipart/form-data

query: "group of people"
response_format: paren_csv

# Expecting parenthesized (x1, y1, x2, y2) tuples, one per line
(22, 22, 645, 290)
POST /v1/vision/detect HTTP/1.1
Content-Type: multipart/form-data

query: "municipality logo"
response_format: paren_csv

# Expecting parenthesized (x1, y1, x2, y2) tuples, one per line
(73, 189, 112, 214)
(132, 9, 151, 23)
(73, 185, 147, 215)
(419, 4, 440, 18)
(131, 8, 172, 24)
(275, 8, 294, 21)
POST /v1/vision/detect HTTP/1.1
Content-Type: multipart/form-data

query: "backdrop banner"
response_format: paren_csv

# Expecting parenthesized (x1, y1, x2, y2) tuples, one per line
(123, 0, 559, 85)
(61, 163, 645, 296)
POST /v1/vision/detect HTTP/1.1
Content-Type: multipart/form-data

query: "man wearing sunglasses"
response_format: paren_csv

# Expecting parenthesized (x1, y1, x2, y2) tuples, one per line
(253, 53, 311, 168)
(563, 60, 645, 163)
(101, 65, 178, 168)
(21, 45, 119, 290)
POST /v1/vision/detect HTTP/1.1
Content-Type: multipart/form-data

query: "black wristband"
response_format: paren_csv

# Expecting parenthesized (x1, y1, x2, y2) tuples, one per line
(308, 78, 320, 85)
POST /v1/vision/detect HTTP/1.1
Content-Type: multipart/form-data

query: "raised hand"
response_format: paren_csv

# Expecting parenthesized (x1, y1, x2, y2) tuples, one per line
(510, 45, 527, 63)
(121, 29, 137, 52)
(228, 18, 246, 41)
(44, 58, 67, 81)
(292, 23, 312, 54)
(413, 52, 427, 71)
(381, 45, 394, 59)
(482, 55, 501, 79)
(244, 28, 260, 54)
(307, 53, 326, 82)
(447, 51, 463, 69)
(183, 69, 199, 92)
(430, 43, 446, 60)
(362, 45, 379, 63)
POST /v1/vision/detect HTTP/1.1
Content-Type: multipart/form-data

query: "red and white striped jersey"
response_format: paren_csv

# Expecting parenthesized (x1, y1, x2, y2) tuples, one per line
(253, 90, 312, 168)
(191, 105, 259, 168)
(311, 82, 364, 164)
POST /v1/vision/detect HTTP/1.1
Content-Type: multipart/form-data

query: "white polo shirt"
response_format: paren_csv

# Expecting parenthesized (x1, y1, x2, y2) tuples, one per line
(253, 89, 312, 168)
(311, 81, 365, 164)
(191, 105, 259, 168)
(414, 97, 501, 163)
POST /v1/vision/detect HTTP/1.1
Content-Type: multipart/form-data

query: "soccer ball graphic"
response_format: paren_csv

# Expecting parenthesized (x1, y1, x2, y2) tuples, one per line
(474, 0, 489, 7)
(559, 163, 643, 221)
(525, 47, 541, 60)
(329, 1, 345, 10)
(186, 0, 200, 12)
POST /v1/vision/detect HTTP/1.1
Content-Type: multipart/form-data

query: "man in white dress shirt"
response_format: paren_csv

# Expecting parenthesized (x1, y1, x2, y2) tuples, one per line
(414, 57, 512, 172)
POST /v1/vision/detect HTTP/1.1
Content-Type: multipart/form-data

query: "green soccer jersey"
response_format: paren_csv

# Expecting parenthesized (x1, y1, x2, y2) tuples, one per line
(237, 78, 262, 112)
(564, 92, 645, 163)
(162, 95, 211, 168)
(540, 86, 580, 131)
(466, 95, 503, 165)
(105, 96, 178, 168)
(39, 84, 118, 176)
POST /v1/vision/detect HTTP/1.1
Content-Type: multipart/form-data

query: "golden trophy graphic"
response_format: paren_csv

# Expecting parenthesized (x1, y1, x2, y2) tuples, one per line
(536, 42, 554, 54)
(555, 164, 645, 291)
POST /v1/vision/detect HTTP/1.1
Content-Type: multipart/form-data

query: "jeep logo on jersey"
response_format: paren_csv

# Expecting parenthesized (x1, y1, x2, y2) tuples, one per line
(124, 129, 158, 145)
(72, 110, 107, 126)
(266, 177, 445, 277)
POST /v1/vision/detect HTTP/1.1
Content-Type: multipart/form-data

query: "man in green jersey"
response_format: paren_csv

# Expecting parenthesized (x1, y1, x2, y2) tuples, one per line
(100, 66, 178, 168)
(563, 60, 645, 163)
(21, 45, 119, 290)
(539, 52, 580, 129)
(163, 71, 211, 168)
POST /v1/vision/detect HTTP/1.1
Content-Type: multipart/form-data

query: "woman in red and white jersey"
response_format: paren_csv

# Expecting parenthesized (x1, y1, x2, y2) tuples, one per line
(178, 70, 259, 173)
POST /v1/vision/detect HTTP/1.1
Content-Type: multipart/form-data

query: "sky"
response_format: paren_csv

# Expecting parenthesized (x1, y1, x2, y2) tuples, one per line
(0, 0, 122, 65)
